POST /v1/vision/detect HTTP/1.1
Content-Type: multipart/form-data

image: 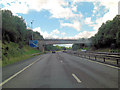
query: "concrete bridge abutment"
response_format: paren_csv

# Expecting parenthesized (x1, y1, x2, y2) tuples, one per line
(38, 44, 45, 52)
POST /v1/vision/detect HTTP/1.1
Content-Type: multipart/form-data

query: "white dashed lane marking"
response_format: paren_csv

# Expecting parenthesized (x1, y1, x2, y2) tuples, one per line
(72, 73, 82, 83)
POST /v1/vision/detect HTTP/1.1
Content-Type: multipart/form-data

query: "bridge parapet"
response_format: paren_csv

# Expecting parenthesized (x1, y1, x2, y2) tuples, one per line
(37, 39, 91, 52)
(37, 39, 91, 45)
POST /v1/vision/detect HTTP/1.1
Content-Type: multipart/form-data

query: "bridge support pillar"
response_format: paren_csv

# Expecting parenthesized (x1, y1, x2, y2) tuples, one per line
(38, 44, 44, 52)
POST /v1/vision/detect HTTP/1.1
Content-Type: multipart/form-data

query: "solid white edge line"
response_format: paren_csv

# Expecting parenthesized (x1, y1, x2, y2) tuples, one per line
(68, 53, 120, 69)
(0, 58, 41, 86)
(72, 73, 81, 83)
(85, 59, 120, 69)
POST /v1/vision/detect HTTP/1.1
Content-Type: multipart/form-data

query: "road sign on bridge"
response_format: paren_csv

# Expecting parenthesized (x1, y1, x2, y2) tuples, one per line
(29, 40, 38, 48)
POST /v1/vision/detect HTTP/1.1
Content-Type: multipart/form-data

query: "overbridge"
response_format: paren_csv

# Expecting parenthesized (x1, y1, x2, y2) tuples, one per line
(37, 39, 91, 52)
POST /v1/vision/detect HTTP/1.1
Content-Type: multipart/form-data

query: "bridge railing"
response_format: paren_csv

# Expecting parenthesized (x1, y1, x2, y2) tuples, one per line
(66, 51, 120, 67)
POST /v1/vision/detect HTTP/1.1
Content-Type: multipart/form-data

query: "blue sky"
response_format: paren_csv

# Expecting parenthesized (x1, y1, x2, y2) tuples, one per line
(0, 0, 119, 47)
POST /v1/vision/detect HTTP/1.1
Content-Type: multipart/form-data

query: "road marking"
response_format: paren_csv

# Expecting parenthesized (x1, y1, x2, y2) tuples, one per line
(68, 53, 120, 69)
(72, 73, 81, 83)
(85, 59, 120, 69)
(0, 57, 41, 86)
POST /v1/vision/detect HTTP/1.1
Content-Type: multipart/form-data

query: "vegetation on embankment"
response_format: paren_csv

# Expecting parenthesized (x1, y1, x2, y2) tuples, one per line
(2, 10, 44, 66)
(92, 48, 120, 53)
(0, 40, 2, 67)
(90, 15, 120, 49)
(72, 15, 120, 52)
(2, 10, 43, 44)
(2, 42, 44, 67)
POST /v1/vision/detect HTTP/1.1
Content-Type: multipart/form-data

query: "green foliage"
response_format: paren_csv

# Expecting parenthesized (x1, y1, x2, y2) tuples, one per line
(72, 15, 120, 51)
(2, 10, 44, 66)
(90, 15, 120, 49)
(2, 10, 43, 43)
(72, 44, 80, 51)
(2, 42, 42, 66)
(72, 42, 89, 51)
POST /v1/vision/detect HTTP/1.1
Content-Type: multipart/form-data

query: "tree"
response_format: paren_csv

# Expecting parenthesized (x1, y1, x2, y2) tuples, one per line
(90, 15, 120, 49)
(2, 10, 43, 44)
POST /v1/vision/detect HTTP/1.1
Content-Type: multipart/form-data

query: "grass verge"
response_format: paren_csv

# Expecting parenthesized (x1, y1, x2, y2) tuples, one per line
(2, 42, 44, 67)
(93, 48, 120, 53)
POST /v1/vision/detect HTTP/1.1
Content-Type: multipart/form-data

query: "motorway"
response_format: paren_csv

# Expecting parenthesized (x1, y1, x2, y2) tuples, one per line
(2, 52, 119, 88)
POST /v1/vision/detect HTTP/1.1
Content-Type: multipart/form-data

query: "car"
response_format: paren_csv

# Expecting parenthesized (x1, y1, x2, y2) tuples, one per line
(81, 49, 86, 51)
(63, 50, 67, 53)
(52, 50, 56, 53)
(81, 49, 87, 53)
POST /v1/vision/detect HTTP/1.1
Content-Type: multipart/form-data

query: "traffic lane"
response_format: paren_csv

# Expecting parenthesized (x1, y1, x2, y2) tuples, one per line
(56, 53, 85, 88)
(3, 52, 118, 88)
(3, 54, 52, 88)
(63, 52, 118, 88)
(2, 54, 47, 81)
(3, 53, 75, 88)
(58, 53, 107, 88)
(59, 52, 118, 88)
(46, 53, 75, 88)
(62, 52, 118, 79)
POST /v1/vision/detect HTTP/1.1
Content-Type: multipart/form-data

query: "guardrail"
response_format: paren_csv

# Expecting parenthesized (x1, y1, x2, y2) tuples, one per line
(66, 51, 120, 66)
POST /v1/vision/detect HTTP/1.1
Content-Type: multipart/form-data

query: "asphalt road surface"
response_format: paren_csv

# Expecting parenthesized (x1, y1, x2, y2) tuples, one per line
(2, 52, 119, 88)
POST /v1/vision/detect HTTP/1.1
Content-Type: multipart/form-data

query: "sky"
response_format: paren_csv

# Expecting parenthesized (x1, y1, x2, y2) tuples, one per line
(0, 0, 120, 47)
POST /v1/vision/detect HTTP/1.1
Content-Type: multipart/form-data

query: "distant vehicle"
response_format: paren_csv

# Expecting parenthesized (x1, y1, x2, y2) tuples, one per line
(52, 50, 56, 53)
(63, 50, 67, 53)
(81, 49, 87, 52)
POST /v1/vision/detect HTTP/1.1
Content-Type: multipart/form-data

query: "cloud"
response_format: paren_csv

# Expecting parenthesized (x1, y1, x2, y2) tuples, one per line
(1, 0, 79, 19)
(1, 0, 119, 20)
(27, 0, 77, 19)
(71, 0, 119, 32)
(61, 31, 97, 39)
(33, 27, 51, 39)
(27, 0, 82, 19)
(61, 32, 66, 35)
(33, 27, 66, 39)
(100, 2, 118, 21)
(89, 0, 119, 31)
(60, 20, 81, 31)
(92, 2, 100, 15)
(71, 3, 78, 12)
(98, 1, 118, 21)
(85, 17, 94, 25)
(49, 6, 77, 19)
(84, 17, 101, 31)
(1, 0, 29, 15)
(72, 6, 77, 12)
(51, 29, 60, 34)
(73, 0, 119, 3)
(33, 27, 96, 39)
(73, 31, 97, 39)
(72, 0, 119, 19)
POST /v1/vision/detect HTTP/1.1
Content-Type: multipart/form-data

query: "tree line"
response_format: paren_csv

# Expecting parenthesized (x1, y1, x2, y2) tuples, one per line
(72, 15, 120, 51)
(2, 10, 43, 46)
(90, 15, 120, 49)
